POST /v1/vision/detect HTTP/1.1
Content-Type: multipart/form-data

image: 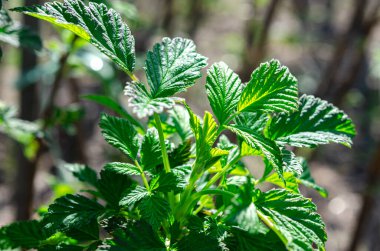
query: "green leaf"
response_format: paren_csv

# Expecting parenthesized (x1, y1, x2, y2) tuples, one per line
(177, 232, 223, 251)
(265, 172, 300, 194)
(255, 189, 327, 251)
(228, 125, 283, 176)
(234, 112, 269, 132)
(167, 105, 192, 141)
(82, 94, 143, 130)
(104, 162, 141, 176)
(119, 185, 149, 207)
(140, 128, 162, 171)
(125, 82, 183, 118)
(13, 0, 135, 74)
(138, 194, 170, 229)
(64, 220, 99, 241)
(97, 168, 134, 207)
(0, 220, 48, 249)
(226, 203, 260, 234)
(298, 158, 328, 198)
(145, 37, 207, 98)
(178, 217, 227, 251)
(227, 227, 286, 251)
(106, 221, 166, 251)
(99, 113, 139, 160)
(187, 108, 221, 171)
(150, 172, 186, 193)
(266, 94, 356, 148)
(281, 149, 303, 176)
(65, 163, 98, 188)
(237, 59, 298, 114)
(43, 194, 104, 232)
(206, 62, 242, 125)
(167, 140, 192, 168)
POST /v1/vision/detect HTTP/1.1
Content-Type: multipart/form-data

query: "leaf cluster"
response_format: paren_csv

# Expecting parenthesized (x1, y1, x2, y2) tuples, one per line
(0, 1, 356, 250)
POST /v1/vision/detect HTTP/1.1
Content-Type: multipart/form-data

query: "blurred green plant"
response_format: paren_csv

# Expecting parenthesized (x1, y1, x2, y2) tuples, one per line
(0, 6, 41, 59)
(0, 1, 356, 250)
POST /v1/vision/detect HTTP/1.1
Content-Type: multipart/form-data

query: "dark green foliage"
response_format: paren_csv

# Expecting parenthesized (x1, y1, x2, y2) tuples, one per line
(0, 1, 357, 250)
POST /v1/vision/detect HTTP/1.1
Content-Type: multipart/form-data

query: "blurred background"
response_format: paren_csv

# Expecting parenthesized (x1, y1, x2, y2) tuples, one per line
(0, 0, 379, 250)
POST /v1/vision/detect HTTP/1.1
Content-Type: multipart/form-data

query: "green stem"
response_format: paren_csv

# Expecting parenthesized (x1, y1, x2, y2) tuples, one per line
(127, 71, 139, 82)
(203, 154, 241, 190)
(154, 113, 171, 173)
(153, 113, 175, 210)
(135, 160, 150, 190)
(257, 210, 288, 246)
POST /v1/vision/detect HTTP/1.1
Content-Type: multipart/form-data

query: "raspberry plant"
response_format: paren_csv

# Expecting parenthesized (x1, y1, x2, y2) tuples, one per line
(0, 1, 356, 250)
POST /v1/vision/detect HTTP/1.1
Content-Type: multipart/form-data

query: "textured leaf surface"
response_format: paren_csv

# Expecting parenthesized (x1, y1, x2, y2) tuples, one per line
(265, 172, 300, 194)
(188, 109, 220, 170)
(255, 189, 327, 251)
(206, 62, 242, 125)
(140, 128, 162, 171)
(281, 149, 303, 177)
(266, 94, 356, 148)
(125, 82, 182, 118)
(97, 169, 134, 207)
(107, 222, 166, 251)
(0, 220, 47, 249)
(145, 37, 207, 98)
(227, 227, 286, 251)
(228, 125, 283, 175)
(234, 112, 269, 132)
(119, 185, 149, 207)
(138, 195, 170, 229)
(13, 0, 135, 74)
(237, 59, 298, 113)
(150, 172, 186, 193)
(43, 194, 104, 232)
(104, 162, 141, 176)
(167, 105, 192, 141)
(99, 113, 139, 159)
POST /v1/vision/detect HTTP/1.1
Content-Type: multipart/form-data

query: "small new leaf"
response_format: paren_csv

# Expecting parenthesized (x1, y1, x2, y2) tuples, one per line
(125, 82, 182, 118)
(140, 128, 162, 171)
(228, 125, 283, 176)
(206, 62, 242, 125)
(237, 59, 298, 114)
(266, 94, 356, 148)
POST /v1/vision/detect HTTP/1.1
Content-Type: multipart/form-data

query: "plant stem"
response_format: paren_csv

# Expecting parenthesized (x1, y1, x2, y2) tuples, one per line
(135, 160, 150, 190)
(153, 112, 176, 210)
(154, 113, 171, 173)
(203, 154, 241, 190)
(127, 71, 139, 82)
(257, 210, 288, 246)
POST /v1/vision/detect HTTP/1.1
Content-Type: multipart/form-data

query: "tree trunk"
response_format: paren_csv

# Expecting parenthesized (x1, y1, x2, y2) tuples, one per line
(14, 0, 40, 221)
